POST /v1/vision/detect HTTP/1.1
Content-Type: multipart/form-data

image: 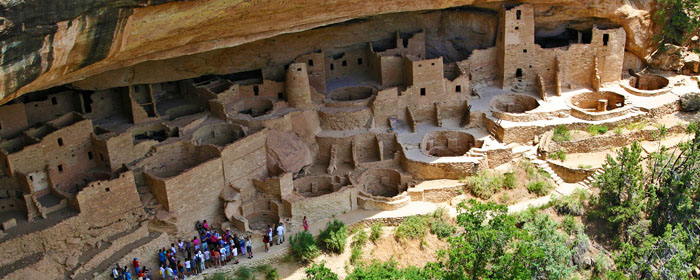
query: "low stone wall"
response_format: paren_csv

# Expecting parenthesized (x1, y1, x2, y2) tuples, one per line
(357, 191, 410, 210)
(72, 224, 150, 277)
(554, 125, 685, 153)
(400, 155, 481, 180)
(546, 160, 595, 183)
(408, 184, 463, 203)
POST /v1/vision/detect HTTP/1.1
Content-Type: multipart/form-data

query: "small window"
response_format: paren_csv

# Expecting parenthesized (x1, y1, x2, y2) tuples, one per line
(523, 49, 527, 53)
(418, 64, 422, 67)
(297, 68, 302, 72)
(253, 86, 259, 96)
(515, 26, 519, 30)
(29, 175, 33, 181)
(431, 62, 435, 66)
(516, 68, 523, 77)
(420, 88, 426, 96)
(330, 63, 334, 71)
(603, 34, 609, 46)
(100, 153, 105, 161)
(278, 92, 284, 100)
(58, 164, 63, 173)
(529, 65, 532, 68)
(342, 60, 347, 67)
(357, 58, 363, 65)
(51, 97, 57, 105)
(308, 59, 314, 66)
(88, 152, 93, 160)
(456, 85, 462, 93)
(516, 10, 521, 20)
(57, 138, 63, 146)
(105, 188, 110, 192)
(0, 121, 2, 130)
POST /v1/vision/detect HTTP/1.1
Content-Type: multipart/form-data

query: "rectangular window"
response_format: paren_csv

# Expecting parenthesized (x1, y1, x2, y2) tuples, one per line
(308, 59, 314, 66)
(51, 97, 57, 105)
(100, 153, 105, 161)
(277, 92, 284, 100)
(523, 49, 527, 53)
(456, 85, 462, 93)
(357, 58, 363, 65)
(603, 34, 609, 46)
(105, 188, 110, 192)
(57, 164, 63, 173)
(253, 86, 259, 96)
(330, 63, 334, 71)
(57, 138, 63, 147)
(88, 151, 93, 160)
(420, 88, 426, 96)
(342, 60, 347, 67)
(516, 10, 521, 20)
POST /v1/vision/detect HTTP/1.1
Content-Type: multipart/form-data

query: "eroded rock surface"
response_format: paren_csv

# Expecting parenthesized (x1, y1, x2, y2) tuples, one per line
(266, 130, 313, 176)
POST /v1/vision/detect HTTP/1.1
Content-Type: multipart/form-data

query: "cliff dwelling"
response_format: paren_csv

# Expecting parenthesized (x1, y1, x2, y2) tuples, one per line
(0, 1, 699, 279)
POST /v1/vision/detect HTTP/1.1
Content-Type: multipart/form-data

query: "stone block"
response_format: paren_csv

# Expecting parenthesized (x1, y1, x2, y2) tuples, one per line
(2, 218, 16, 230)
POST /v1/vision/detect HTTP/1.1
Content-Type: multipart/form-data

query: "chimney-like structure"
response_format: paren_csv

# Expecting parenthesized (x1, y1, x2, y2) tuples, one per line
(285, 63, 313, 109)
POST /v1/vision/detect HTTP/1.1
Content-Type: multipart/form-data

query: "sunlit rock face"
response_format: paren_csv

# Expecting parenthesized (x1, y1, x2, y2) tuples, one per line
(1, 0, 653, 104)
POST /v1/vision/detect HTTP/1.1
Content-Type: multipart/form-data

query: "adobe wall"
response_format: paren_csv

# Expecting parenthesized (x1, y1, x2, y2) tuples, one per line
(92, 132, 157, 172)
(318, 107, 372, 130)
(0, 103, 28, 139)
(82, 89, 127, 120)
(371, 88, 408, 128)
(287, 187, 357, 225)
(547, 160, 595, 183)
(464, 47, 498, 86)
(75, 171, 143, 226)
(325, 46, 371, 82)
(401, 155, 482, 180)
(23, 91, 76, 126)
(220, 129, 269, 202)
(295, 52, 326, 94)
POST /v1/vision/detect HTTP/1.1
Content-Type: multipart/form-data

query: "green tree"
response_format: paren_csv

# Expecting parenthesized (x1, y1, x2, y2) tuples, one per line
(615, 222, 693, 279)
(317, 219, 349, 254)
(591, 142, 645, 240)
(654, 0, 700, 46)
(505, 214, 573, 280)
(347, 260, 426, 280)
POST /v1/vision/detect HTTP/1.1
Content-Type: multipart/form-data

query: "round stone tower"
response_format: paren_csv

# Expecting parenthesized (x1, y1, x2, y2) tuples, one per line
(285, 62, 313, 109)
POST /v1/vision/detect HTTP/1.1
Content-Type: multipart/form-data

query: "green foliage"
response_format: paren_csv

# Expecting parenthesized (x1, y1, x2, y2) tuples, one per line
(370, 222, 383, 243)
(551, 188, 588, 216)
(654, 0, 700, 45)
(499, 192, 510, 204)
(552, 125, 571, 142)
(653, 124, 668, 140)
(615, 222, 694, 279)
(318, 219, 349, 254)
(395, 215, 429, 241)
(520, 159, 537, 178)
(426, 200, 574, 280)
(561, 215, 577, 235)
(549, 149, 567, 161)
(464, 170, 506, 199)
(680, 92, 700, 112)
(587, 124, 609, 136)
(352, 229, 368, 247)
(578, 164, 593, 169)
(255, 264, 279, 280)
(305, 261, 339, 280)
(350, 245, 363, 265)
(430, 219, 456, 239)
(289, 231, 321, 263)
(590, 142, 645, 240)
(503, 172, 516, 189)
(594, 253, 611, 277)
(625, 120, 647, 131)
(347, 260, 426, 280)
(234, 267, 254, 280)
(614, 126, 624, 135)
(527, 180, 554, 196)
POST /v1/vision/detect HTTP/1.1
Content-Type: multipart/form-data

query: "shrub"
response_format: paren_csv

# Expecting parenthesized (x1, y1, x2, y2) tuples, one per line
(347, 260, 425, 280)
(499, 193, 511, 204)
(352, 229, 368, 247)
(305, 261, 339, 280)
(614, 126, 623, 135)
(289, 231, 320, 263)
(520, 160, 537, 178)
(594, 253, 611, 277)
(552, 125, 571, 142)
(503, 172, 516, 189)
(465, 170, 505, 199)
(537, 167, 551, 178)
(430, 219, 456, 239)
(653, 124, 668, 140)
(318, 219, 349, 254)
(527, 180, 553, 196)
(207, 272, 231, 280)
(625, 120, 647, 131)
(550, 190, 586, 216)
(370, 222, 383, 243)
(561, 215, 577, 235)
(587, 124, 609, 136)
(255, 265, 279, 280)
(395, 215, 429, 240)
(234, 267, 253, 280)
(350, 245, 363, 265)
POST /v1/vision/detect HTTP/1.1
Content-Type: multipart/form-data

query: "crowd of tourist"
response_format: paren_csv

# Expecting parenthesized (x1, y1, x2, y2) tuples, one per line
(112, 218, 298, 280)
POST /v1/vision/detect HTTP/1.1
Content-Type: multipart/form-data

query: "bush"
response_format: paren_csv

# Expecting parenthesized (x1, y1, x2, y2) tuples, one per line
(465, 170, 506, 199)
(352, 229, 368, 247)
(289, 231, 320, 263)
(350, 245, 363, 265)
(318, 219, 349, 254)
(527, 180, 554, 196)
(430, 219, 456, 239)
(503, 172, 516, 189)
(207, 272, 231, 280)
(234, 267, 254, 280)
(550, 189, 587, 216)
(370, 222, 383, 243)
(520, 160, 537, 178)
(561, 215, 577, 235)
(587, 125, 609, 136)
(499, 193, 511, 204)
(552, 125, 571, 142)
(305, 261, 339, 280)
(395, 215, 429, 240)
(614, 126, 623, 135)
(347, 260, 425, 280)
(255, 265, 279, 280)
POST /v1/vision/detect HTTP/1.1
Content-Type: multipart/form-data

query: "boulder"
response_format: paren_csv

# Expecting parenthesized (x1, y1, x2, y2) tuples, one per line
(65, 255, 79, 268)
(224, 202, 239, 221)
(220, 187, 240, 202)
(266, 130, 313, 176)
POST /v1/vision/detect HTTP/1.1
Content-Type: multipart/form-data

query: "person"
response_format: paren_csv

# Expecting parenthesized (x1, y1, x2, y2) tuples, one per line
(239, 237, 246, 257)
(165, 265, 174, 280)
(303, 216, 309, 232)
(112, 264, 120, 279)
(203, 248, 211, 267)
(268, 225, 274, 249)
(276, 223, 285, 245)
(230, 239, 239, 264)
(212, 248, 221, 267)
(233, 234, 241, 255)
(124, 270, 132, 280)
(177, 260, 184, 279)
(184, 258, 191, 277)
(170, 243, 177, 255)
(219, 244, 227, 264)
(263, 226, 270, 252)
(159, 265, 165, 279)
(193, 236, 200, 252)
(245, 236, 253, 259)
(158, 249, 166, 266)
(133, 258, 140, 275)
(197, 250, 206, 272)
(202, 220, 209, 231)
(137, 266, 146, 280)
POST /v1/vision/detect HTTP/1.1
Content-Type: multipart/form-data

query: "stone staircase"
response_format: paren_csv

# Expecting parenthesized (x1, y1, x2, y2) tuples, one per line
(578, 167, 604, 189)
(523, 150, 565, 190)
(512, 79, 528, 93)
